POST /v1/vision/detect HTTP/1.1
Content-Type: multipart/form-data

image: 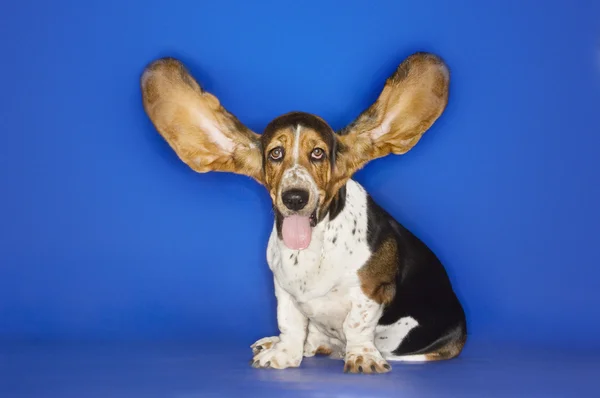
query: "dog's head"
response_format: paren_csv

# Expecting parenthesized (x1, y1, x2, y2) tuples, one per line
(141, 53, 449, 250)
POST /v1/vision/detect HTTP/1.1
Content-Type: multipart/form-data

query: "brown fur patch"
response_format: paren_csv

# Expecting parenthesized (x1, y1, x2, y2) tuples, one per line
(262, 127, 295, 201)
(357, 238, 398, 305)
(298, 129, 331, 201)
(141, 58, 263, 183)
(424, 333, 467, 361)
(315, 346, 333, 356)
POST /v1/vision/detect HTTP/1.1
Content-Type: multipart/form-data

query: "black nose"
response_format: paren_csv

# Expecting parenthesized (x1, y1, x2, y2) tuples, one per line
(282, 189, 309, 211)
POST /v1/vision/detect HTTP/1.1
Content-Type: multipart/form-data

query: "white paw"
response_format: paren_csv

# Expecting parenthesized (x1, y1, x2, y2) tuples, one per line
(344, 347, 391, 374)
(250, 338, 302, 370)
(250, 336, 280, 356)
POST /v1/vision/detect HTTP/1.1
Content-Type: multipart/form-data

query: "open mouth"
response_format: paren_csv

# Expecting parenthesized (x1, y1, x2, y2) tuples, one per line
(281, 210, 317, 251)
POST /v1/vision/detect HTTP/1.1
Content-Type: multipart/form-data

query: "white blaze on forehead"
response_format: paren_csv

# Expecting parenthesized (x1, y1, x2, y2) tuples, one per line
(278, 124, 319, 214)
(293, 124, 301, 164)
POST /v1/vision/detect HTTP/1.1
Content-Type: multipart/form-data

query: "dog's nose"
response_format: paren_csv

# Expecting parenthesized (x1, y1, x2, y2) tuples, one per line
(282, 189, 309, 211)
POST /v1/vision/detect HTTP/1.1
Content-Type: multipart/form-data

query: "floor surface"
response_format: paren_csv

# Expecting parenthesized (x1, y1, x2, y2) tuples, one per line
(1, 339, 598, 397)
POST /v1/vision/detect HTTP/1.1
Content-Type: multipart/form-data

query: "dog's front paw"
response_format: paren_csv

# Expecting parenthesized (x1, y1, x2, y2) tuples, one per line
(251, 336, 280, 356)
(250, 338, 303, 370)
(344, 348, 391, 374)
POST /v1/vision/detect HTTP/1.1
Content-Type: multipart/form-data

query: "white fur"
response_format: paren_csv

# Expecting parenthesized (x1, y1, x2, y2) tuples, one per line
(375, 316, 419, 356)
(386, 354, 428, 362)
(292, 124, 301, 164)
(253, 179, 420, 369)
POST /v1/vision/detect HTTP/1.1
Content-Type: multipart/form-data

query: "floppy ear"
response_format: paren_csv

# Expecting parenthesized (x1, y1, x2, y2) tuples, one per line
(334, 52, 450, 183)
(141, 58, 263, 183)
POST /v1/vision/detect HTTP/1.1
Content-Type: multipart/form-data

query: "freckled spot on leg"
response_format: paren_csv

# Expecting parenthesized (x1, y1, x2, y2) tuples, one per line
(315, 346, 333, 355)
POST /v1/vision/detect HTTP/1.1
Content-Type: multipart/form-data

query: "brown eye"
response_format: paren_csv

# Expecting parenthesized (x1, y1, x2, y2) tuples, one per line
(311, 148, 325, 161)
(269, 147, 284, 161)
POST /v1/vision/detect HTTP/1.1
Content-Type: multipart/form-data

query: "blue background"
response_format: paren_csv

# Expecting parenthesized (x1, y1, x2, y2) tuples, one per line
(1, 0, 599, 349)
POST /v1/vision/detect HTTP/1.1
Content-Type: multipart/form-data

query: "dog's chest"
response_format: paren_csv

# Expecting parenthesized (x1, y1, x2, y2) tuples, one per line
(267, 180, 372, 331)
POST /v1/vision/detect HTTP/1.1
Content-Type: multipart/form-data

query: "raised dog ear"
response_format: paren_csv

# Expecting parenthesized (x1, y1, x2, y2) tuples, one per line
(333, 52, 450, 185)
(141, 58, 263, 184)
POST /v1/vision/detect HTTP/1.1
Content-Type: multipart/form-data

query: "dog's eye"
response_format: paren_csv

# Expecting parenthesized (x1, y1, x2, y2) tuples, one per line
(311, 148, 325, 161)
(269, 147, 284, 161)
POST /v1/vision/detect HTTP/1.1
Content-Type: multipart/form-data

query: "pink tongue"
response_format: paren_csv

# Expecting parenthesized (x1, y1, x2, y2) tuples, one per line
(282, 215, 312, 250)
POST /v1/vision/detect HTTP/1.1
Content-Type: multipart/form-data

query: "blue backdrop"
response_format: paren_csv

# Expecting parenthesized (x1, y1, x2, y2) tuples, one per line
(0, 0, 599, 347)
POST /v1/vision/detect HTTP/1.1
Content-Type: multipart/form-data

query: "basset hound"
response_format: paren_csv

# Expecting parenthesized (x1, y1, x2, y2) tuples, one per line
(141, 52, 466, 374)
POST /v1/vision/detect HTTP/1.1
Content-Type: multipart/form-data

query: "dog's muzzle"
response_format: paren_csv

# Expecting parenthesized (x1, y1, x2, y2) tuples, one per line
(277, 166, 319, 251)
(277, 166, 319, 217)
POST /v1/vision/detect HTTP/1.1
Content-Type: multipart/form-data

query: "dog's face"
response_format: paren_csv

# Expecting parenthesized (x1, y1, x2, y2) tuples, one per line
(141, 53, 450, 249)
(261, 113, 334, 218)
(259, 113, 338, 249)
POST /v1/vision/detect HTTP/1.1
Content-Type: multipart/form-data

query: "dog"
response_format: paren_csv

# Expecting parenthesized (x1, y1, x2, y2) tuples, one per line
(140, 52, 467, 374)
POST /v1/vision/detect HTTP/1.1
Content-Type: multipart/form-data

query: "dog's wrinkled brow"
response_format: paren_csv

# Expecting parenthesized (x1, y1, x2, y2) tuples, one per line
(261, 112, 336, 156)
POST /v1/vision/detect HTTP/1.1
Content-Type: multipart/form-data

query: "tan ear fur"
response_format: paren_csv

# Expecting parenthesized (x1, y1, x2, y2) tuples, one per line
(141, 58, 263, 183)
(334, 52, 450, 186)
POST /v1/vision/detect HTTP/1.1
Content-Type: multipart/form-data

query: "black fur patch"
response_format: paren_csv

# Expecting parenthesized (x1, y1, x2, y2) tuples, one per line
(326, 184, 347, 222)
(364, 193, 467, 357)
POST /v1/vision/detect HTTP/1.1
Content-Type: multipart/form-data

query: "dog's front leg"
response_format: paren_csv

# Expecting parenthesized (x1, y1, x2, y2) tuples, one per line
(342, 287, 391, 374)
(250, 278, 308, 369)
